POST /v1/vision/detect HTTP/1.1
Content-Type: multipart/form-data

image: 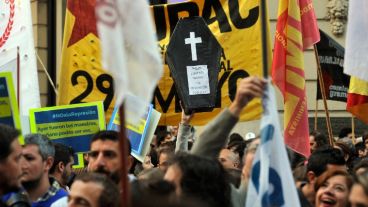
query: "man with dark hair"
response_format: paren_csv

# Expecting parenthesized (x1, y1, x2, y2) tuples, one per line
(309, 131, 328, 153)
(339, 127, 353, 139)
(157, 148, 174, 173)
(21, 134, 68, 206)
(0, 124, 29, 207)
(49, 143, 74, 190)
(355, 142, 367, 158)
(299, 147, 346, 206)
(164, 153, 231, 207)
(0, 124, 22, 195)
(68, 173, 119, 207)
(87, 130, 134, 184)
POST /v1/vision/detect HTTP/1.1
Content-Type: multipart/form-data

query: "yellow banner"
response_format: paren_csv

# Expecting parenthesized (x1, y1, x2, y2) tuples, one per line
(152, 0, 263, 125)
(58, 0, 264, 125)
(57, 0, 115, 122)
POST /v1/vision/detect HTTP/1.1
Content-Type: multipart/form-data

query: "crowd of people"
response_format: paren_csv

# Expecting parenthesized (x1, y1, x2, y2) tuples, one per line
(1, 77, 368, 207)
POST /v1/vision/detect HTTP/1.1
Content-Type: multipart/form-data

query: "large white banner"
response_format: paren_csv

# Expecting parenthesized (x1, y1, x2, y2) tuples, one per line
(0, 0, 40, 120)
(344, 1, 368, 81)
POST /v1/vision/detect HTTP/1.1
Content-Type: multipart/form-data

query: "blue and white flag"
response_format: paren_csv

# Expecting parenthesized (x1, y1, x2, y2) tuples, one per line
(246, 83, 300, 207)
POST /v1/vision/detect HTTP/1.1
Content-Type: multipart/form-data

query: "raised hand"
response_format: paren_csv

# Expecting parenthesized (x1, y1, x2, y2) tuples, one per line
(229, 76, 267, 117)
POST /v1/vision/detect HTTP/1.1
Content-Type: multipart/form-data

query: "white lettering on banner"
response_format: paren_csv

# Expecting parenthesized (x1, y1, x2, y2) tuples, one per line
(185, 32, 202, 61)
(318, 56, 344, 67)
(329, 85, 348, 98)
(186, 65, 210, 95)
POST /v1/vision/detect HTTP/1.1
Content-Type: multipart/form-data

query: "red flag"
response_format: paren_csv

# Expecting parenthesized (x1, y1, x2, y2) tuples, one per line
(347, 77, 368, 124)
(272, 0, 320, 157)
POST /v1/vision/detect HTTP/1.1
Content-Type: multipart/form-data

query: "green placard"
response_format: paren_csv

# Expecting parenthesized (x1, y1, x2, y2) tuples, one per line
(29, 101, 105, 168)
(0, 72, 22, 144)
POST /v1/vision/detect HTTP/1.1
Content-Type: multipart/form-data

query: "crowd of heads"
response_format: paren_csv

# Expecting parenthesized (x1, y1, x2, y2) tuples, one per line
(1, 75, 368, 207)
(2, 122, 368, 207)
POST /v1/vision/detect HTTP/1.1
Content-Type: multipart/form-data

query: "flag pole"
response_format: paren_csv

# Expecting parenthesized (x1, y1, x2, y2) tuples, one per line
(314, 100, 318, 130)
(351, 116, 356, 144)
(260, 0, 269, 78)
(118, 104, 130, 207)
(17, 47, 20, 107)
(313, 45, 334, 146)
(36, 52, 58, 95)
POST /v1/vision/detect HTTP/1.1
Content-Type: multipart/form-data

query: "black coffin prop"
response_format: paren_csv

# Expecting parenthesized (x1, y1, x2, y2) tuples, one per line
(166, 17, 222, 113)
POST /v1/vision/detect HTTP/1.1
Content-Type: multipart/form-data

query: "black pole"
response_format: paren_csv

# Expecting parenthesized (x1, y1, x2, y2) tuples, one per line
(118, 104, 130, 207)
(260, 0, 269, 78)
(47, 0, 57, 106)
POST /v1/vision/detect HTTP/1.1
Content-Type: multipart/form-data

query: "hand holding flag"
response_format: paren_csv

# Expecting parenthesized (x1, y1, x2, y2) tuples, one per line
(272, 0, 320, 157)
(246, 82, 301, 207)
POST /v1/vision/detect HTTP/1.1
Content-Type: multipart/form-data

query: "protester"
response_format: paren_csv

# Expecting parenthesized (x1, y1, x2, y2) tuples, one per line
(355, 142, 367, 158)
(142, 155, 154, 170)
(241, 138, 260, 181)
(350, 171, 368, 207)
(314, 170, 352, 207)
(157, 147, 174, 172)
(226, 135, 246, 168)
(49, 143, 74, 191)
(167, 125, 178, 141)
(293, 162, 308, 189)
(0, 124, 23, 196)
(335, 141, 355, 172)
(131, 179, 175, 207)
(0, 124, 31, 207)
(68, 173, 119, 207)
(171, 76, 266, 207)
(309, 131, 329, 153)
(299, 147, 346, 206)
(339, 127, 353, 140)
(87, 130, 134, 183)
(164, 152, 231, 207)
(353, 160, 368, 175)
(218, 148, 240, 170)
(138, 168, 164, 181)
(21, 134, 68, 206)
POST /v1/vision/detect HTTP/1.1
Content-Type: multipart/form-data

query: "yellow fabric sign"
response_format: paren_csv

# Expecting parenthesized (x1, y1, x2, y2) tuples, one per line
(152, 0, 263, 125)
(57, 0, 115, 122)
(58, 0, 264, 125)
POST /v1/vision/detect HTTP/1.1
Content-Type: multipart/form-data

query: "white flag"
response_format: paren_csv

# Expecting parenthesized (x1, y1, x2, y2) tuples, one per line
(246, 83, 300, 207)
(344, 1, 368, 81)
(0, 0, 40, 133)
(95, 0, 163, 120)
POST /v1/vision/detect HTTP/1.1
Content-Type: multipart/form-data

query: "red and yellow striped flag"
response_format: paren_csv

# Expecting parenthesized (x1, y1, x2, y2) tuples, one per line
(272, 0, 320, 157)
(347, 77, 368, 124)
